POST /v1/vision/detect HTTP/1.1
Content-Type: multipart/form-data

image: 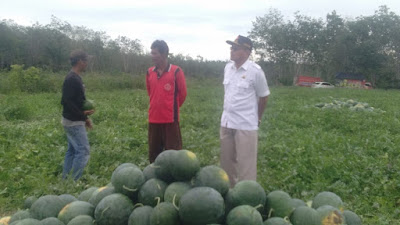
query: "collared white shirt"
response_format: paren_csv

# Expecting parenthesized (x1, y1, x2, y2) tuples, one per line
(221, 59, 270, 130)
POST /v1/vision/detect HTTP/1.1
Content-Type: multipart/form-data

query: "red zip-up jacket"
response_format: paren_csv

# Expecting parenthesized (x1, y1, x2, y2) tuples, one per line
(146, 64, 187, 123)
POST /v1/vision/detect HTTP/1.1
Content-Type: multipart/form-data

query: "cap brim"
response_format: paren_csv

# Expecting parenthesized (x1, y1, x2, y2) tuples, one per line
(226, 40, 239, 46)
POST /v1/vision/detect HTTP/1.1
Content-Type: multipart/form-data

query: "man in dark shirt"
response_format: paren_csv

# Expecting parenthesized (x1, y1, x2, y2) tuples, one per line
(61, 50, 94, 180)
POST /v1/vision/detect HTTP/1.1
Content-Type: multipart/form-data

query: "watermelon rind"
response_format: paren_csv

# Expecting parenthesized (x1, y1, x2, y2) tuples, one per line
(94, 193, 134, 225)
(179, 187, 225, 225)
(41, 217, 64, 225)
(30, 195, 65, 220)
(67, 215, 94, 225)
(58, 200, 95, 224)
(193, 165, 230, 196)
(149, 202, 180, 225)
(138, 178, 168, 207)
(226, 205, 263, 225)
(343, 210, 362, 225)
(9, 210, 32, 224)
(128, 206, 153, 225)
(164, 182, 192, 207)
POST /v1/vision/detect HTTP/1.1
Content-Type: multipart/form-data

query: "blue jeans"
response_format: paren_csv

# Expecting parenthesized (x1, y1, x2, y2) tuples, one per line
(63, 125, 90, 180)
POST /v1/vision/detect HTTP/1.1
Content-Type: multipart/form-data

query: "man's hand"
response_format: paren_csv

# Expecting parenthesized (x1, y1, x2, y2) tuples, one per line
(84, 109, 95, 116)
(85, 118, 93, 129)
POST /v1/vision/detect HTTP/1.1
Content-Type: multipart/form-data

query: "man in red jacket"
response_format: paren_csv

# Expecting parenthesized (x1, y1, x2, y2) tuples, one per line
(146, 40, 187, 162)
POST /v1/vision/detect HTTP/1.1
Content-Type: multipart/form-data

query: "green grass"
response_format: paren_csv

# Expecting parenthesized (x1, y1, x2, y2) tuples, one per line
(1, 78, 400, 224)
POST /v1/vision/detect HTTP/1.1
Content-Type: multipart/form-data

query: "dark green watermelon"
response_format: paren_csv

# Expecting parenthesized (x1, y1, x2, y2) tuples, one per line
(164, 182, 192, 207)
(154, 150, 177, 183)
(226, 205, 263, 225)
(128, 206, 153, 225)
(193, 165, 230, 196)
(94, 193, 134, 225)
(343, 210, 362, 225)
(225, 180, 266, 215)
(30, 195, 65, 220)
(111, 166, 145, 199)
(143, 163, 157, 181)
(138, 178, 168, 207)
(149, 202, 180, 225)
(58, 200, 94, 224)
(179, 187, 225, 225)
(41, 217, 64, 225)
(67, 215, 94, 225)
(170, 150, 200, 181)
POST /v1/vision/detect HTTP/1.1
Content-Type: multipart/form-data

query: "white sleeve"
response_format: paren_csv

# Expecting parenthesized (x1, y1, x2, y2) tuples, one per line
(255, 69, 270, 97)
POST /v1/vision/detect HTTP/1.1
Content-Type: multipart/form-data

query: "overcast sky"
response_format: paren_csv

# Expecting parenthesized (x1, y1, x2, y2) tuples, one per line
(1, 0, 400, 60)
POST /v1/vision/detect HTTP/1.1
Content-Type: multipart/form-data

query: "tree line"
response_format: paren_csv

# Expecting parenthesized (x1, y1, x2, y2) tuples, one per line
(250, 5, 400, 88)
(1, 5, 400, 89)
(0, 15, 225, 78)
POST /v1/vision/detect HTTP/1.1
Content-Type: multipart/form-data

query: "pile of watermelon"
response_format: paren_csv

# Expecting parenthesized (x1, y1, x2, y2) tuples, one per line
(0, 150, 362, 225)
(314, 98, 385, 113)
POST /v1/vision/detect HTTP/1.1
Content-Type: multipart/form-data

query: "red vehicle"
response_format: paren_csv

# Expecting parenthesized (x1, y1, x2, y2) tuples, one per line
(295, 76, 322, 87)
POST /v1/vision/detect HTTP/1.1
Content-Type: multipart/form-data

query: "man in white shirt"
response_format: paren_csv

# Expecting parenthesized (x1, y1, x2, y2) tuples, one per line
(220, 35, 270, 187)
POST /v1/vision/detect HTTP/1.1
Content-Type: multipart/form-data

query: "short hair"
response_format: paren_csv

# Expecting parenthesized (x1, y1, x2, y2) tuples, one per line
(70, 50, 88, 66)
(151, 40, 169, 56)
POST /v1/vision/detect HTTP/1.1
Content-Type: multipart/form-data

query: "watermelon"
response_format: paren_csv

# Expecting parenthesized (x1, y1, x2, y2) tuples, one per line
(193, 165, 230, 196)
(111, 166, 145, 199)
(312, 191, 344, 210)
(23, 196, 37, 209)
(226, 205, 263, 225)
(154, 150, 177, 183)
(78, 187, 98, 202)
(67, 215, 94, 225)
(170, 150, 200, 181)
(30, 195, 65, 220)
(114, 163, 140, 173)
(9, 210, 31, 224)
(94, 193, 134, 225)
(41, 217, 64, 225)
(128, 206, 154, 225)
(264, 217, 291, 225)
(88, 186, 115, 207)
(58, 201, 94, 224)
(289, 206, 320, 225)
(143, 163, 157, 181)
(82, 99, 95, 111)
(164, 182, 192, 207)
(10, 218, 41, 225)
(179, 187, 225, 225)
(59, 194, 78, 206)
(138, 178, 168, 207)
(343, 210, 362, 225)
(291, 198, 307, 208)
(317, 205, 345, 225)
(265, 190, 294, 218)
(149, 202, 180, 225)
(224, 180, 266, 215)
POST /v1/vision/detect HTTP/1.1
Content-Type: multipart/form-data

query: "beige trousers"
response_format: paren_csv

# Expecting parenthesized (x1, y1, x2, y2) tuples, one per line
(220, 127, 258, 187)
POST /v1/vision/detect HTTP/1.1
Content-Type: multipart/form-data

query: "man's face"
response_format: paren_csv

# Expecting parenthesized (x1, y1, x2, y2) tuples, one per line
(151, 48, 166, 66)
(79, 58, 88, 72)
(230, 45, 250, 62)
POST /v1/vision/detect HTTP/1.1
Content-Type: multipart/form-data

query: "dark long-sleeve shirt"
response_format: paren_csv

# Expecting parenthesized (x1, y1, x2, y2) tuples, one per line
(61, 71, 87, 121)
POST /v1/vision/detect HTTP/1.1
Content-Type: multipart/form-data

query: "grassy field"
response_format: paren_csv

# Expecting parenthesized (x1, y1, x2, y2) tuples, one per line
(1, 77, 400, 224)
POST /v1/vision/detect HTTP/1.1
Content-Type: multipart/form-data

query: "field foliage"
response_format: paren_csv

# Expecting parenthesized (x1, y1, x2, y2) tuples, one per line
(1, 76, 400, 224)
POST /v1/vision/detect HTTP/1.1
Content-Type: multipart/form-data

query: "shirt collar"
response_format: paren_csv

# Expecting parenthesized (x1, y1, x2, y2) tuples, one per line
(230, 59, 251, 71)
(152, 64, 171, 73)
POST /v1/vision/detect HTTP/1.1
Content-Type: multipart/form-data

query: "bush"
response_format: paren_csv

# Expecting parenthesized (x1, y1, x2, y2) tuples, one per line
(2, 65, 60, 94)
(2, 105, 32, 121)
